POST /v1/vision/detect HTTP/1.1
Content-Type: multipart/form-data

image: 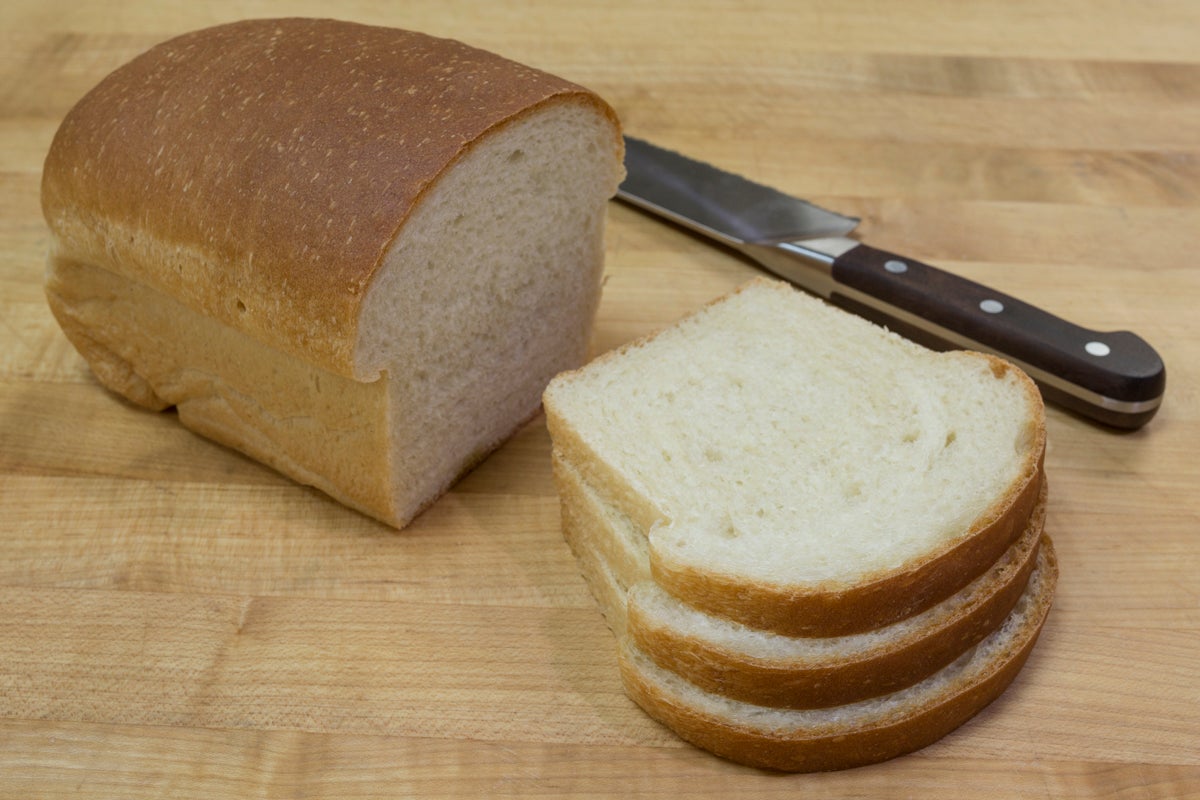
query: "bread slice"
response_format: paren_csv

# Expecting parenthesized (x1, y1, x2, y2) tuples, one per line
(560, 458, 1058, 771)
(556, 451, 1048, 709)
(619, 541, 1057, 773)
(544, 278, 1045, 636)
(41, 19, 624, 527)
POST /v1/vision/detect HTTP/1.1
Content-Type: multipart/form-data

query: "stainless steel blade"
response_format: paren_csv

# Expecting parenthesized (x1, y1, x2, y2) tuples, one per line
(617, 136, 859, 246)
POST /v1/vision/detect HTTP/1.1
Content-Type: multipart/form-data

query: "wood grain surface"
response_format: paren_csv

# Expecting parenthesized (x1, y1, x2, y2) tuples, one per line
(2, 1, 1198, 797)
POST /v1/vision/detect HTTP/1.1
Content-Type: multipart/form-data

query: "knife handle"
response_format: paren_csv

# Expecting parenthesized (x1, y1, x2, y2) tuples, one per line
(829, 244, 1166, 429)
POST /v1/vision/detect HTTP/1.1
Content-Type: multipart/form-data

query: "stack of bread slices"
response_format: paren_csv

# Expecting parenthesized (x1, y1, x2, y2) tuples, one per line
(544, 278, 1056, 772)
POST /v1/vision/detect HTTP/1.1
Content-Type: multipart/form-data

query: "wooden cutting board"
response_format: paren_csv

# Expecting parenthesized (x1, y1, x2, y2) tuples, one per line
(2, 1, 1198, 796)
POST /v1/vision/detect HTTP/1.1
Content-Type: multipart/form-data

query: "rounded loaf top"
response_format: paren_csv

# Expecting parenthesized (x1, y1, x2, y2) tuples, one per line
(41, 17, 619, 377)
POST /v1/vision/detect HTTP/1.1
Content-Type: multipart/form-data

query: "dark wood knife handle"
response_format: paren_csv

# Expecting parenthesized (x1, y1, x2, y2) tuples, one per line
(830, 244, 1166, 429)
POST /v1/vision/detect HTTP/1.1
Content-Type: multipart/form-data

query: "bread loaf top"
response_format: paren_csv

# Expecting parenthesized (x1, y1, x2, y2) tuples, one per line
(41, 18, 619, 379)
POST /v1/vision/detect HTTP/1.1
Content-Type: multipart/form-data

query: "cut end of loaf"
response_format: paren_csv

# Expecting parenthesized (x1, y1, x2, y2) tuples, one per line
(354, 99, 624, 526)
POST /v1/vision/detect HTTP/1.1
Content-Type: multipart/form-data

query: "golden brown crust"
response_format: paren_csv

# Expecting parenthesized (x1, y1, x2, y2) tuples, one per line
(618, 540, 1057, 773)
(45, 254, 396, 523)
(629, 489, 1047, 709)
(41, 18, 617, 378)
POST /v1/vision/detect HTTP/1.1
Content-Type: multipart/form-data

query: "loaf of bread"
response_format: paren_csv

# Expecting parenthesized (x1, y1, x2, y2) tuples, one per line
(544, 278, 1054, 771)
(41, 18, 624, 527)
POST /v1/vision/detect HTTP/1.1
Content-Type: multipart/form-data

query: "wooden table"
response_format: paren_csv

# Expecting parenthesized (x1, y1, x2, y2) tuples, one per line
(3, 1, 1197, 796)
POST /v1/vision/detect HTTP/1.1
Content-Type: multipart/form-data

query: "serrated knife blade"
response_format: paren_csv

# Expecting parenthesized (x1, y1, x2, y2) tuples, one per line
(616, 135, 1166, 430)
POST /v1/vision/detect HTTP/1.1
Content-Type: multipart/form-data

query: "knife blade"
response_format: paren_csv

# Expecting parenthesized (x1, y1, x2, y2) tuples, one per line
(617, 135, 1166, 430)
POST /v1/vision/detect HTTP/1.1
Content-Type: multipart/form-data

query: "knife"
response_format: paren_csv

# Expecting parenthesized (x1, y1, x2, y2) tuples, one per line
(616, 135, 1166, 430)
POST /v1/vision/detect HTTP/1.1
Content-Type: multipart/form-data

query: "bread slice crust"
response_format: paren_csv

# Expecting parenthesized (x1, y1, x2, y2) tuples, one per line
(557, 459, 1058, 772)
(556, 449, 1047, 709)
(630, 486, 1046, 709)
(618, 540, 1058, 773)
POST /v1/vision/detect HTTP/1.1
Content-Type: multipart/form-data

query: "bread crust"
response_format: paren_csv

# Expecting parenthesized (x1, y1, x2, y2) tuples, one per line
(41, 18, 618, 379)
(45, 254, 397, 522)
(630, 485, 1047, 709)
(618, 540, 1057, 773)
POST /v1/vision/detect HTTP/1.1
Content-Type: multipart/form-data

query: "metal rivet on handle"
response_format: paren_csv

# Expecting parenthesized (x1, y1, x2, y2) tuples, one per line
(1085, 341, 1112, 357)
(884, 259, 908, 274)
(980, 299, 1005, 314)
